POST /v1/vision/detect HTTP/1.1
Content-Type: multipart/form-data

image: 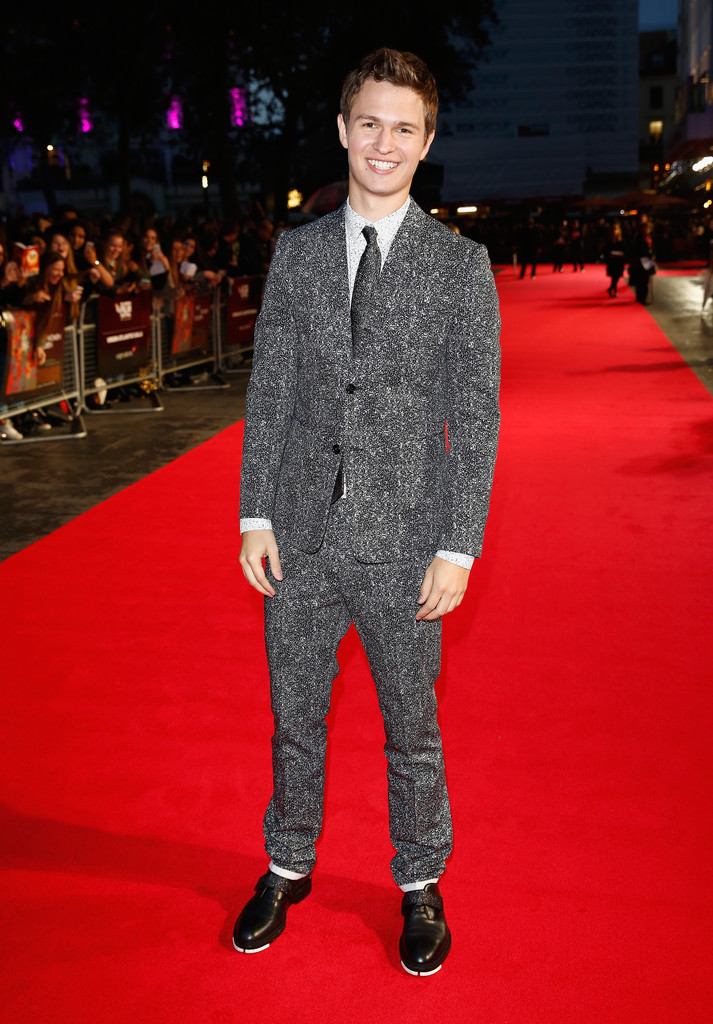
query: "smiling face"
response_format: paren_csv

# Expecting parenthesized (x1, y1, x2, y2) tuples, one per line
(337, 78, 434, 219)
(142, 229, 158, 253)
(105, 234, 123, 262)
(47, 259, 65, 285)
(49, 234, 70, 259)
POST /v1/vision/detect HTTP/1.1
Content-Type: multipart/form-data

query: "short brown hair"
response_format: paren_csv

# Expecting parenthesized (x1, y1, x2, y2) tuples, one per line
(340, 48, 438, 137)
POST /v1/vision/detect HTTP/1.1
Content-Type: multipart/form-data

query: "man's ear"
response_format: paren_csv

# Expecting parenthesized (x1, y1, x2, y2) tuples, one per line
(337, 113, 349, 151)
(420, 129, 436, 162)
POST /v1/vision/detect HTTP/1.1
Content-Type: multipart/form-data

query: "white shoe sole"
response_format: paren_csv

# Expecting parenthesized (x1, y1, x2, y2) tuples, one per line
(400, 960, 443, 977)
(233, 938, 270, 954)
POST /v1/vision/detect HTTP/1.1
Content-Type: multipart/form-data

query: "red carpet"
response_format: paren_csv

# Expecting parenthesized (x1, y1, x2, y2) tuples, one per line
(2, 265, 712, 1022)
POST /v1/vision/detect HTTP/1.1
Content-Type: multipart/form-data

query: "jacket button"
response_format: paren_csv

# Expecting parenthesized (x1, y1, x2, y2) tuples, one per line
(333, 444, 340, 453)
(345, 383, 356, 393)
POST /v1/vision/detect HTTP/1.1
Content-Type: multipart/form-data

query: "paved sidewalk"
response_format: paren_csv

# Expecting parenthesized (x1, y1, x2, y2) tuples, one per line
(0, 374, 249, 561)
(648, 266, 713, 398)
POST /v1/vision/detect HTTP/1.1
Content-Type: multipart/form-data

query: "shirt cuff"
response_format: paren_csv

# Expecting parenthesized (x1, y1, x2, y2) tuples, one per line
(240, 518, 273, 533)
(436, 549, 474, 570)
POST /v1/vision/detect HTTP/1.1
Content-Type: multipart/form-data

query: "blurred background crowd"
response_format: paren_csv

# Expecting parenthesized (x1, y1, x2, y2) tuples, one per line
(0, 201, 284, 317)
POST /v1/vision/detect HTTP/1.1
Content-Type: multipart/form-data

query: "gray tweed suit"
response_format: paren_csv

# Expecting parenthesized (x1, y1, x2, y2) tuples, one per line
(239, 199, 501, 885)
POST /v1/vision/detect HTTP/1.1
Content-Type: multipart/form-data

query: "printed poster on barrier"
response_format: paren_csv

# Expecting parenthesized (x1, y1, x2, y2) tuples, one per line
(171, 292, 195, 355)
(225, 275, 262, 349)
(190, 291, 212, 355)
(36, 307, 67, 390)
(171, 291, 212, 358)
(2, 307, 66, 401)
(97, 291, 152, 378)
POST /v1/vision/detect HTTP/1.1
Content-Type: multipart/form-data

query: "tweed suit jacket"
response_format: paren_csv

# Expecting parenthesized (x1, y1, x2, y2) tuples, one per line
(239, 199, 501, 563)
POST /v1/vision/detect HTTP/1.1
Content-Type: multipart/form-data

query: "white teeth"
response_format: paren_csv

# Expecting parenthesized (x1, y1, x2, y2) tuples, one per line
(368, 159, 398, 170)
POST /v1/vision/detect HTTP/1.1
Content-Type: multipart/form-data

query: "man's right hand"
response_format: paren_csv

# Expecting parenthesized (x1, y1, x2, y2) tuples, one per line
(239, 529, 283, 597)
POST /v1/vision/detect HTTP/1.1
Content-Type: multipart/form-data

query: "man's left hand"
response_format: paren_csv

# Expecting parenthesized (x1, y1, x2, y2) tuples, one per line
(416, 556, 470, 621)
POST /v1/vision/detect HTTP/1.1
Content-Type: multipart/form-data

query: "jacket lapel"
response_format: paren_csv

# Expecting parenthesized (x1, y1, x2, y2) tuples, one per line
(319, 205, 352, 355)
(374, 200, 427, 316)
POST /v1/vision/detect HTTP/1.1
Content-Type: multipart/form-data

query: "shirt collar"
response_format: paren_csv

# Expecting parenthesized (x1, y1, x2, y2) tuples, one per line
(345, 195, 411, 251)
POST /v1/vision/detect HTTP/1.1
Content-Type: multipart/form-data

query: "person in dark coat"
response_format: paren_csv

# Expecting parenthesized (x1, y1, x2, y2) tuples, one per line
(570, 219, 584, 271)
(628, 216, 656, 305)
(518, 217, 540, 278)
(605, 222, 626, 297)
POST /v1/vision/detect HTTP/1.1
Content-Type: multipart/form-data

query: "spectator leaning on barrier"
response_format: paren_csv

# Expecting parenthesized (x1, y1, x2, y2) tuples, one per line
(45, 233, 86, 319)
(92, 230, 138, 294)
(155, 236, 189, 313)
(122, 232, 139, 277)
(197, 230, 228, 288)
(24, 251, 81, 334)
(168, 237, 190, 288)
(175, 235, 199, 285)
(217, 220, 241, 277)
(47, 230, 78, 277)
(13, 251, 70, 432)
(136, 226, 170, 294)
(51, 226, 113, 295)
(68, 221, 90, 271)
(182, 233, 221, 289)
(0, 238, 28, 307)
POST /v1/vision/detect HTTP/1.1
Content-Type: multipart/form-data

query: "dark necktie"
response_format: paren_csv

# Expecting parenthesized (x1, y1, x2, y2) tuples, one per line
(331, 224, 382, 504)
(350, 225, 381, 354)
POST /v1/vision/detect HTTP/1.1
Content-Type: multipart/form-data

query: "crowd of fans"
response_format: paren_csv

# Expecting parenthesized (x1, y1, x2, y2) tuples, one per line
(0, 201, 287, 438)
(0, 201, 284, 319)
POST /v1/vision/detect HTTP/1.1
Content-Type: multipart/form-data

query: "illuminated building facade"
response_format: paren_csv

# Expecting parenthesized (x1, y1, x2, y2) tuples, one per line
(428, 0, 639, 201)
(639, 30, 677, 188)
(662, 0, 713, 194)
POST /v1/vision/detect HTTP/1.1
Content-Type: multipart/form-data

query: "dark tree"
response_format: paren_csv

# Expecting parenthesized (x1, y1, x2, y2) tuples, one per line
(1, 4, 496, 221)
(2, 11, 169, 215)
(234, 3, 499, 219)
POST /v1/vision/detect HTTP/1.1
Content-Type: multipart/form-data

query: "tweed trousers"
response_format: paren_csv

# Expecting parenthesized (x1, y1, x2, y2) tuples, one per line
(262, 499, 454, 886)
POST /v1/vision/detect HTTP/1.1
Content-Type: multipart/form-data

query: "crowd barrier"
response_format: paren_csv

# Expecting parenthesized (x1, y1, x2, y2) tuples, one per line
(0, 274, 265, 445)
(0, 309, 86, 443)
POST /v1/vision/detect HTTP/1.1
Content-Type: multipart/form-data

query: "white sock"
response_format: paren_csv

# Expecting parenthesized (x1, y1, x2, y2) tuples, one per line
(268, 860, 308, 881)
(399, 878, 439, 893)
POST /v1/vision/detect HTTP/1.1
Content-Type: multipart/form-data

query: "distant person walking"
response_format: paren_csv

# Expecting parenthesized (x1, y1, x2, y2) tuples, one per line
(605, 222, 626, 297)
(518, 217, 539, 279)
(628, 216, 656, 305)
(552, 223, 567, 272)
(570, 220, 584, 272)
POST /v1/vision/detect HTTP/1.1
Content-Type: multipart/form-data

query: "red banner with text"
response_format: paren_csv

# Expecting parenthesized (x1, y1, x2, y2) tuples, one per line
(225, 275, 263, 348)
(97, 292, 152, 378)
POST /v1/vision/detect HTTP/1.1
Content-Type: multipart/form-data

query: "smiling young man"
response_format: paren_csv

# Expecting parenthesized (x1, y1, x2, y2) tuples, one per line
(234, 48, 501, 975)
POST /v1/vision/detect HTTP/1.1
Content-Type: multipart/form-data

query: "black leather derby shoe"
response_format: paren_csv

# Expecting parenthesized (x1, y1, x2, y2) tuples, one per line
(399, 882, 451, 976)
(233, 871, 312, 953)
